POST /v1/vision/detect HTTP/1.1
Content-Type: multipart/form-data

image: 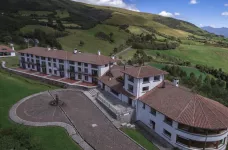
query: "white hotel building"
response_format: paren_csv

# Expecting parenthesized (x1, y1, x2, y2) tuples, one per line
(18, 47, 116, 84)
(18, 47, 228, 150)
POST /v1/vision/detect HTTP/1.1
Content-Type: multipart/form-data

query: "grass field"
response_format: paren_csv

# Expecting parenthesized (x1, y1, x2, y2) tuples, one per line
(146, 44, 228, 73)
(56, 10, 70, 18)
(0, 70, 80, 150)
(58, 24, 130, 55)
(0, 56, 19, 68)
(121, 128, 158, 150)
(150, 62, 206, 78)
(20, 25, 57, 34)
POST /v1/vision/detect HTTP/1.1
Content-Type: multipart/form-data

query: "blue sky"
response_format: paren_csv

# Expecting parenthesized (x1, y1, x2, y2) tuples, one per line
(73, 0, 228, 28)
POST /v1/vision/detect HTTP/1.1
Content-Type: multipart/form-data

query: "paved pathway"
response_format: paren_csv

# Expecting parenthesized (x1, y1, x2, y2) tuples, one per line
(10, 89, 143, 150)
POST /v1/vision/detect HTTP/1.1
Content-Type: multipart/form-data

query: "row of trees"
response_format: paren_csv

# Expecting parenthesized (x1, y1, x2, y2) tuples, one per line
(163, 65, 228, 106)
(127, 34, 180, 50)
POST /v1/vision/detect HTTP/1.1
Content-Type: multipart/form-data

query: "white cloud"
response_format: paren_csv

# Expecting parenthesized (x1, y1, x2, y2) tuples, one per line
(72, 0, 139, 12)
(225, 4, 228, 6)
(222, 12, 228, 16)
(174, 12, 180, 16)
(199, 24, 203, 27)
(159, 11, 173, 17)
(190, 0, 198, 4)
(159, 11, 180, 17)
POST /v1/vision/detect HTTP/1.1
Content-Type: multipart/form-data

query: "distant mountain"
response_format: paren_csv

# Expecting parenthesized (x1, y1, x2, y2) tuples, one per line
(202, 26, 228, 37)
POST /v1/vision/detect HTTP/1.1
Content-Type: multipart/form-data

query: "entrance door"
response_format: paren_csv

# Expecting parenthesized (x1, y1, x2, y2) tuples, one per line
(70, 73, 75, 80)
(42, 67, 47, 74)
(37, 64, 41, 72)
(22, 63, 26, 69)
(60, 71, 65, 78)
(92, 78, 98, 84)
(128, 98, 132, 106)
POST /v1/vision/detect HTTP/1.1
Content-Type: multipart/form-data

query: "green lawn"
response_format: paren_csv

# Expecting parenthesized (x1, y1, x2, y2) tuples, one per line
(146, 44, 228, 73)
(58, 24, 130, 55)
(150, 62, 207, 78)
(121, 128, 158, 150)
(0, 70, 80, 150)
(1, 56, 19, 68)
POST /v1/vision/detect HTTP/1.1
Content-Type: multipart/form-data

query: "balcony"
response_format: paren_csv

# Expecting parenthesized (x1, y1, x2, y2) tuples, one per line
(176, 124, 228, 142)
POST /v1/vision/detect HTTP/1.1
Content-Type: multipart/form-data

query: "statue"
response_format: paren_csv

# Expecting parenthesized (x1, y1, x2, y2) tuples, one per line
(49, 94, 64, 106)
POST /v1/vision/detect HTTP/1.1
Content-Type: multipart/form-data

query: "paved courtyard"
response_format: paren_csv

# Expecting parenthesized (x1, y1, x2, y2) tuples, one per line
(16, 89, 143, 150)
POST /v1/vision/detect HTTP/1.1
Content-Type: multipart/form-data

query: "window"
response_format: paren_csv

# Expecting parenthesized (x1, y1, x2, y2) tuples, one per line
(164, 117, 173, 126)
(59, 65, 64, 70)
(84, 63, 88, 67)
(32, 65, 35, 69)
(48, 62, 51, 67)
(163, 129, 171, 139)
(150, 120, 155, 130)
(59, 59, 64, 63)
(28, 64, 30, 68)
(21, 53, 24, 56)
(70, 66, 75, 72)
(53, 63, 57, 67)
(69, 61, 74, 65)
(27, 54, 29, 57)
(143, 77, 150, 83)
(150, 107, 156, 116)
(154, 76, 161, 82)
(84, 68, 88, 73)
(31, 59, 34, 63)
(78, 62, 81, 66)
(84, 76, 88, 81)
(36, 56, 39, 59)
(41, 57, 45, 60)
(53, 59, 56, 62)
(92, 64, 98, 69)
(128, 84, 134, 93)
(105, 64, 108, 67)
(48, 57, 51, 61)
(78, 67, 82, 72)
(128, 75, 134, 83)
(54, 70, 57, 75)
(142, 103, 145, 109)
(49, 69, 52, 73)
(142, 86, 149, 92)
(31, 54, 33, 57)
(27, 58, 30, 62)
(78, 74, 82, 79)
(111, 89, 119, 96)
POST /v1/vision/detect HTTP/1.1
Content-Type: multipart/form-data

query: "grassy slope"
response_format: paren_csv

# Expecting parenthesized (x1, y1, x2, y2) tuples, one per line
(58, 24, 130, 55)
(146, 44, 228, 72)
(0, 70, 80, 150)
(121, 128, 158, 150)
(20, 25, 57, 34)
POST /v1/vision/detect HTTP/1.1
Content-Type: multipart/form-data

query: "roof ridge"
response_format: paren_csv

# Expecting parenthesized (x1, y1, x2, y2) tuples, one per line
(175, 94, 194, 121)
(198, 96, 212, 128)
(193, 96, 197, 126)
(199, 96, 227, 128)
(137, 66, 142, 78)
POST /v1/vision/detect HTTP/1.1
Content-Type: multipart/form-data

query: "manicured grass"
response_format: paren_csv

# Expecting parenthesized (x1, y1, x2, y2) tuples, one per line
(20, 25, 57, 34)
(121, 128, 158, 150)
(0, 70, 80, 150)
(0, 56, 19, 68)
(58, 24, 130, 55)
(146, 44, 228, 73)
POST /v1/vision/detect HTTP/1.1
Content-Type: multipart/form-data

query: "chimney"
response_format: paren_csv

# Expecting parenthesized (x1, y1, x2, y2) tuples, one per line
(173, 79, 179, 87)
(111, 55, 115, 60)
(98, 50, 101, 56)
(12, 46, 15, 51)
(73, 48, 78, 54)
(47, 47, 51, 51)
(53, 47, 57, 51)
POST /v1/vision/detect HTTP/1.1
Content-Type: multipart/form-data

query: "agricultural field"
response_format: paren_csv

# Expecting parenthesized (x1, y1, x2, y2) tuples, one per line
(18, 11, 53, 16)
(150, 62, 207, 78)
(20, 25, 57, 34)
(146, 44, 228, 72)
(0, 70, 80, 150)
(58, 24, 130, 55)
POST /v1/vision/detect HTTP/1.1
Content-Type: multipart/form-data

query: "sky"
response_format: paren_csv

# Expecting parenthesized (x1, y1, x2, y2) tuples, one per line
(72, 0, 228, 28)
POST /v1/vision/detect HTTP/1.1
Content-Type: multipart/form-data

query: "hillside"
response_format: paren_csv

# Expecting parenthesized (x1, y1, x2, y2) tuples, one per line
(202, 26, 228, 37)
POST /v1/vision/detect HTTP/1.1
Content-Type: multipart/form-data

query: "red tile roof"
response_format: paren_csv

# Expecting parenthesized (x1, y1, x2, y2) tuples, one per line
(0, 45, 14, 53)
(99, 65, 136, 99)
(121, 65, 168, 78)
(18, 47, 116, 66)
(139, 81, 228, 130)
